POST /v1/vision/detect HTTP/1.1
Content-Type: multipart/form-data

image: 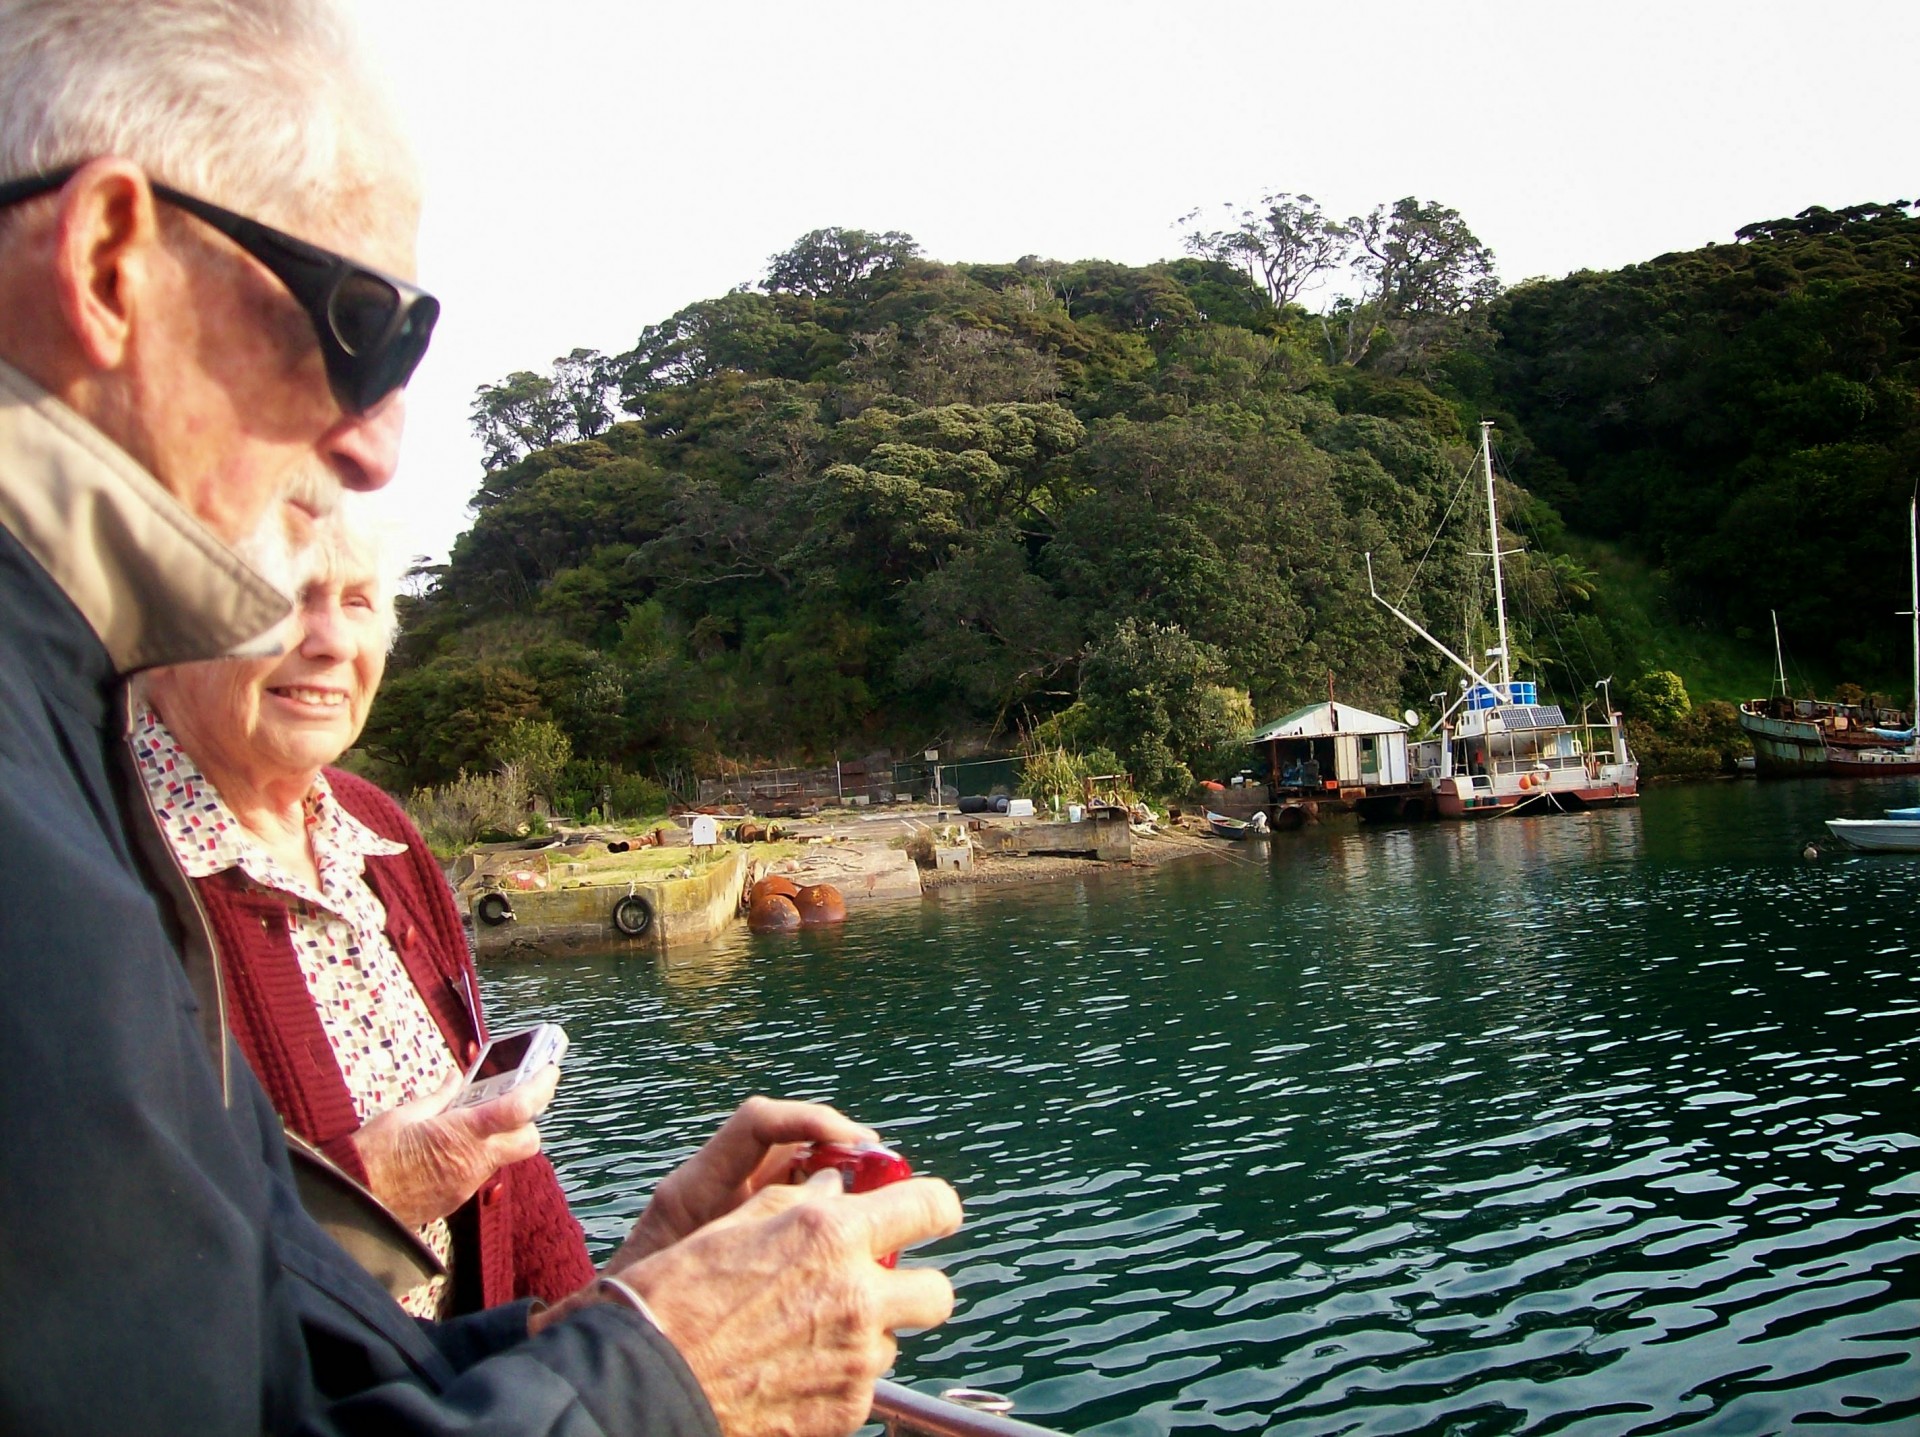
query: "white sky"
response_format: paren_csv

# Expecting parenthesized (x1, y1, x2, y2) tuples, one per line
(349, 0, 1920, 570)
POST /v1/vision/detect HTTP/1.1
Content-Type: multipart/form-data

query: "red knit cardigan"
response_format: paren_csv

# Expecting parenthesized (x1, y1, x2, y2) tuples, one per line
(194, 767, 596, 1309)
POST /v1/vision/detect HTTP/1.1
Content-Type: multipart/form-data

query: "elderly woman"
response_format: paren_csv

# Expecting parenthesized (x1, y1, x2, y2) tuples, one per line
(134, 504, 594, 1318)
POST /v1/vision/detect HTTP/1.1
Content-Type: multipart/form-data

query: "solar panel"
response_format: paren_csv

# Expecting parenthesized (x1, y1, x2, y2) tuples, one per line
(1497, 704, 1567, 729)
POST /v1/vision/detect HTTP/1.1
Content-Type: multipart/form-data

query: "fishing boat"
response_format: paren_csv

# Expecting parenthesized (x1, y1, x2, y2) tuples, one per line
(1205, 809, 1269, 840)
(1825, 806, 1920, 852)
(1737, 502, 1920, 777)
(1367, 422, 1638, 820)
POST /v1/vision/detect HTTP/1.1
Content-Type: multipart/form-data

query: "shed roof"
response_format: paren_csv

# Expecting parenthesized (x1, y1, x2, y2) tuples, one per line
(1250, 701, 1408, 743)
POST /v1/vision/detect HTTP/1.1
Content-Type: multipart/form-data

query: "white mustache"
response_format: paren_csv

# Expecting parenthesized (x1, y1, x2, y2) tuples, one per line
(286, 465, 342, 521)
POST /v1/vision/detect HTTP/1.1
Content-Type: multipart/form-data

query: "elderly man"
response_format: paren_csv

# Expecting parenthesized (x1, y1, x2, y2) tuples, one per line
(0, 3, 960, 1435)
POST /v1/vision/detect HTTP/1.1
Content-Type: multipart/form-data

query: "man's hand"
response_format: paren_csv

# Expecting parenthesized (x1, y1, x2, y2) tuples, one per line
(349, 1065, 559, 1228)
(603, 1095, 876, 1271)
(618, 1169, 963, 1437)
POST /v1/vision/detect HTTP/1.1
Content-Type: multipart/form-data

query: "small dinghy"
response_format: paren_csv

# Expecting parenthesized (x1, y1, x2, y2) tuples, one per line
(1824, 807, 1920, 852)
(1206, 810, 1269, 840)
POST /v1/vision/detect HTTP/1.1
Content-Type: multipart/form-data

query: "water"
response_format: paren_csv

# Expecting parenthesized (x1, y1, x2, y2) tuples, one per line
(482, 780, 1920, 1435)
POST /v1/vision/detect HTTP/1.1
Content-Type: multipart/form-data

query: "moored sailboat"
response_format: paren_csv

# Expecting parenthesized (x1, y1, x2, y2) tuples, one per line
(1367, 422, 1639, 820)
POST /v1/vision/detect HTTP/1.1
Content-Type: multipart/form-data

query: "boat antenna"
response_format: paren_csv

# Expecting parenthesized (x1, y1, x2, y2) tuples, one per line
(1479, 421, 1513, 695)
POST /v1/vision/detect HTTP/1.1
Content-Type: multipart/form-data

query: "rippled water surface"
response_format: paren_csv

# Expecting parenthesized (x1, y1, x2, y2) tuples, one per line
(483, 780, 1920, 1434)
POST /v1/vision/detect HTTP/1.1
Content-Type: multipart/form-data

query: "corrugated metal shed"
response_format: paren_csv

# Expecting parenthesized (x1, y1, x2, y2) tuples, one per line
(1250, 702, 1408, 743)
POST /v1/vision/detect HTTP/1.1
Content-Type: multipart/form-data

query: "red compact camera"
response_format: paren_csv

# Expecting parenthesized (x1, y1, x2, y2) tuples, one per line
(790, 1142, 914, 1266)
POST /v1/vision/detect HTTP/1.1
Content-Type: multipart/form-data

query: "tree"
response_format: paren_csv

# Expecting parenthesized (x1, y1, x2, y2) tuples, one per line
(1076, 619, 1252, 797)
(845, 318, 1062, 406)
(470, 370, 569, 469)
(470, 349, 619, 468)
(1181, 192, 1351, 308)
(615, 293, 845, 410)
(1626, 670, 1691, 726)
(896, 529, 1082, 724)
(360, 658, 543, 786)
(764, 228, 921, 301)
(490, 718, 572, 805)
(1335, 198, 1498, 371)
(551, 348, 617, 441)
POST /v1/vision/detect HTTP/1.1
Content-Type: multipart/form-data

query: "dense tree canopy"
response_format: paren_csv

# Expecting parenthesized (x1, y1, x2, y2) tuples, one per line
(1473, 200, 1920, 674)
(369, 195, 1920, 794)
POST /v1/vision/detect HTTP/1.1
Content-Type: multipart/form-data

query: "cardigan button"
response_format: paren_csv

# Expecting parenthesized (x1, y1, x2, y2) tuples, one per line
(403, 923, 418, 948)
(481, 1179, 504, 1205)
(464, 1040, 480, 1064)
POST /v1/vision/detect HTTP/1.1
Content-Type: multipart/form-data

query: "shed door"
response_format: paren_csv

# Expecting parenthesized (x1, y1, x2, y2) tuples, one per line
(1382, 736, 1409, 785)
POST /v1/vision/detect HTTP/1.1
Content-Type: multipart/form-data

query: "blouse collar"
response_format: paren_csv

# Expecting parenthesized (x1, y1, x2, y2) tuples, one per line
(130, 704, 406, 898)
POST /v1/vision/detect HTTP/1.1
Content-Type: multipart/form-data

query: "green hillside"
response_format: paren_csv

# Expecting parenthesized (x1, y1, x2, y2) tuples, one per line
(366, 200, 1920, 799)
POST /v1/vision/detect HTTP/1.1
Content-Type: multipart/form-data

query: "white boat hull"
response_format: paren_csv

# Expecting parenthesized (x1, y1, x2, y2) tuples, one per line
(1824, 818, 1920, 852)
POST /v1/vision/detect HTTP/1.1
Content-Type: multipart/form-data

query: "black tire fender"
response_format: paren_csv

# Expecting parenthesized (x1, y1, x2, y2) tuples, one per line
(613, 893, 654, 937)
(475, 891, 515, 926)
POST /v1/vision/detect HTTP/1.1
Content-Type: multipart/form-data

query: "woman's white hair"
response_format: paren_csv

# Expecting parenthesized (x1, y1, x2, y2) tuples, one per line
(0, 0, 412, 228)
(301, 493, 405, 652)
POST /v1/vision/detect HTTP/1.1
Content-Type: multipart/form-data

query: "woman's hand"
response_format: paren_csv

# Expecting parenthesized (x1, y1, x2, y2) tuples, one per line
(601, 1095, 876, 1271)
(350, 1065, 560, 1228)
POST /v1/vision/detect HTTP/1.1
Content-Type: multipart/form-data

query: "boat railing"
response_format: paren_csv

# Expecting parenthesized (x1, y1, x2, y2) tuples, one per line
(1486, 753, 1588, 778)
(872, 1382, 1067, 1437)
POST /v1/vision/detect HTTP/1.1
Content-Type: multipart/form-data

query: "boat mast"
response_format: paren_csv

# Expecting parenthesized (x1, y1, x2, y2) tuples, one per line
(1480, 421, 1513, 695)
(1771, 610, 1787, 699)
(1910, 498, 1917, 734)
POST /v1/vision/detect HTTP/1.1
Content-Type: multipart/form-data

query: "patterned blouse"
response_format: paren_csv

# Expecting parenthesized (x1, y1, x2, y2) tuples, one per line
(132, 705, 459, 1318)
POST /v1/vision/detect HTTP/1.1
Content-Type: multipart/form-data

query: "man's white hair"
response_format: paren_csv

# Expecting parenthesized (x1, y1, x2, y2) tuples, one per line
(0, 0, 412, 227)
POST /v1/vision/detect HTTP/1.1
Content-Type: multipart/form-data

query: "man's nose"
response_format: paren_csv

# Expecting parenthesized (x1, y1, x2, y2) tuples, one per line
(320, 390, 407, 492)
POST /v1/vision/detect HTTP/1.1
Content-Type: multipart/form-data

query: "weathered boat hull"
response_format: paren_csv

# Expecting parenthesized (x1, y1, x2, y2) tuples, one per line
(1739, 703, 1920, 776)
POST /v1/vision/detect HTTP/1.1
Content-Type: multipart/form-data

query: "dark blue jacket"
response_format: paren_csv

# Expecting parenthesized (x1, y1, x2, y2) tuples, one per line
(0, 362, 722, 1437)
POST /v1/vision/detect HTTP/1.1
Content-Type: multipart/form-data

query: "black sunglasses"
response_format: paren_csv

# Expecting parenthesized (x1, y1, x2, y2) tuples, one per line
(0, 166, 437, 415)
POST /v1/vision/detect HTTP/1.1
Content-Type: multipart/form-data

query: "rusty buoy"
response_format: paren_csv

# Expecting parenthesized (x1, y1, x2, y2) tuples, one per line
(747, 893, 802, 932)
(794, 883, 847, 927)
(751, 874, 801, 902)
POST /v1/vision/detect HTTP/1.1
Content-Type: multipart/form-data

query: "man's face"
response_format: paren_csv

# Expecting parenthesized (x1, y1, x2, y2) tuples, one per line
(131, 164, 419, 555)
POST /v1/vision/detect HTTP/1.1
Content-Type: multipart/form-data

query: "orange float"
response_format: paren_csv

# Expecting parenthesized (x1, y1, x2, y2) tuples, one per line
(793, 883, 848, 927)
(751, 874, 801, 902)
(747, 893, 802, 933)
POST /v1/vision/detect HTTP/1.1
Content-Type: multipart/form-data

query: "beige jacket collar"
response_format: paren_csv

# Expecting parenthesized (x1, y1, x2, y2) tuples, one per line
(0, 356, 291, 672)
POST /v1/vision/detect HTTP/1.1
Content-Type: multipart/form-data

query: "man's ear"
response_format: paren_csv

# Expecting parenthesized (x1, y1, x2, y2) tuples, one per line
(50, 159, 163, 374)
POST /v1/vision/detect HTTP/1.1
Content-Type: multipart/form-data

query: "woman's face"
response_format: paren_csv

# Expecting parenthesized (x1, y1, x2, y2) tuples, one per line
(153, 567, 389, 789)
